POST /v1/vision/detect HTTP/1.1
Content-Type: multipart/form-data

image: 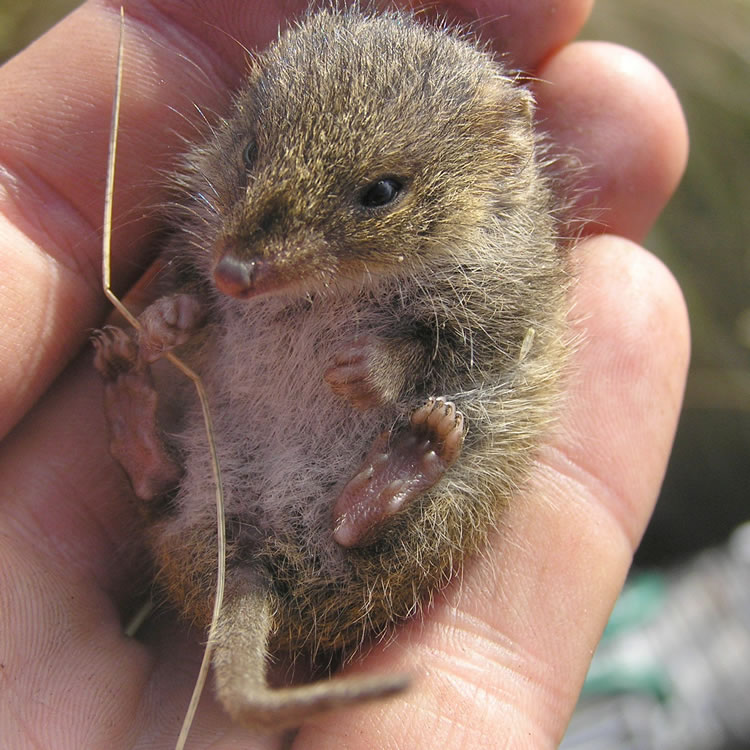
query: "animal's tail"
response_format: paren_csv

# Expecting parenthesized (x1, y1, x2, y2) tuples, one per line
(212, 569, 410, 730)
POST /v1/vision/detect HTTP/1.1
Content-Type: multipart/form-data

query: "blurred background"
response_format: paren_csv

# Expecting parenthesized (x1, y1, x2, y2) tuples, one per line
(2, 0, 748, 747)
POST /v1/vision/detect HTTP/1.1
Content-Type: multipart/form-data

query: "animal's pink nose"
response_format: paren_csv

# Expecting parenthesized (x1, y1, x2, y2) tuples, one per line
(213, 254, 273, 299)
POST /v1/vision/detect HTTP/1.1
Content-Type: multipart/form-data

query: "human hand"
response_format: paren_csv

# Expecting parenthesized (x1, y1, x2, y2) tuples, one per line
(0, 1, 688, 747)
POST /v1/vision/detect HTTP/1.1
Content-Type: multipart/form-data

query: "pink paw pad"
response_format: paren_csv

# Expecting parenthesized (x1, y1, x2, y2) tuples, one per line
(333, 397, 465, 548)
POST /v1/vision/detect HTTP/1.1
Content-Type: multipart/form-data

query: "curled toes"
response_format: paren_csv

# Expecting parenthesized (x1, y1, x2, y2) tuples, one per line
(137, 294, 205, 363)
(92, 326, 139, 380)
(324, 335, 384, 409)
(410, 397, 464, 465)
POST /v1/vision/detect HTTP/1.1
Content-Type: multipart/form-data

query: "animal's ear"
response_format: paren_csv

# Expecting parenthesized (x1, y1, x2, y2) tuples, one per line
(482, 74, 535, 125)
(244, 54, 263, 84)
(233, 58, 264, 119)
(472, 75, 537, 151)
(513, 85, 535, 124)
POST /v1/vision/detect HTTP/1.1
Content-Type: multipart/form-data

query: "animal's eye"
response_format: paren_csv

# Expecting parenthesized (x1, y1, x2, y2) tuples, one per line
(242, 141, 257, 169)
(360, 178, 403, 208)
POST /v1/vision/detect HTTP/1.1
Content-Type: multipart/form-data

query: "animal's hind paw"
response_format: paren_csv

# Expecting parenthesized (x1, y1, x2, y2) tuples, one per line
(92, 316, 184, 502)
(332, 397, 465, 547)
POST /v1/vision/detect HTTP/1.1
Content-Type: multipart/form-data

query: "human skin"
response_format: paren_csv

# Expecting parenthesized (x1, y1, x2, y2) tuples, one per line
(0, 1, 688, 748)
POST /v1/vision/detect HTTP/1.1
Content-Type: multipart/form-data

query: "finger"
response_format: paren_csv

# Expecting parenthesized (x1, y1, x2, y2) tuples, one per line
(0, 4, 181, 437)
(534, 41, 689, 242)
(118, 0, 595, 82)
(0, 353, 147, 600)
(0, 0, 593, 438)
(426, 0, 594, 70)
(0, 526, 153, 748)
(295, 236, 690, 748)
(0, 357, 155, 747)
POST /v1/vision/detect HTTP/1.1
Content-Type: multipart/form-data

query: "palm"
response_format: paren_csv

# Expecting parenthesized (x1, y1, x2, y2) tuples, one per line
(0, 1, 688, 748)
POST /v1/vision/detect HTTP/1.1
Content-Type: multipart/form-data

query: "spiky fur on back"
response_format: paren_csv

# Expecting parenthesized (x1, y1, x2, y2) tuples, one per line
(150, 6, 571, 658)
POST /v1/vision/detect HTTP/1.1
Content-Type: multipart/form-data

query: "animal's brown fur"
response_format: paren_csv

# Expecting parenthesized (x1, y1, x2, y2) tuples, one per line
(95, 4, 573, 730)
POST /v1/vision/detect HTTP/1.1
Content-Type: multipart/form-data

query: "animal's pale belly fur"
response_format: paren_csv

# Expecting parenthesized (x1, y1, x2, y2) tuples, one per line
(170, 292, 403, 577)
(149, 280, 555, 654)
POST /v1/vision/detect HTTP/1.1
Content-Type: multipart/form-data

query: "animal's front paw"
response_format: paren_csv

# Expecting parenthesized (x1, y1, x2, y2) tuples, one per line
(324, 335, 388, 409)
(332, 397, 465, 547)
(137, 294, 206, 363)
